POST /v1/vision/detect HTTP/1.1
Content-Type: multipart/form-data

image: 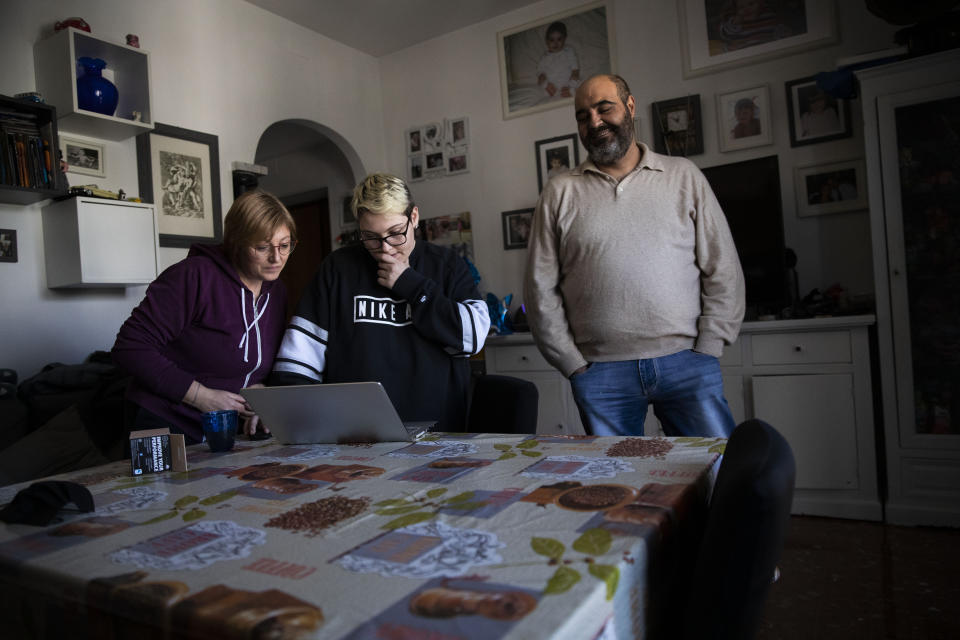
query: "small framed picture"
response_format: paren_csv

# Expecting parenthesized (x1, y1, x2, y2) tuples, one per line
(447, 147, 470, 175)
(406, 127, 422, 154)
(785, 76, 852, 147)
(445, 117, 469, 145)
(60, 135, 106, 178)
(408, 154, 425, 182)
(0, 229, 17, 263)
(651, 95, 704, 156)
(535, 134, 580, 192)
(716, 85, 773, 152)
(794, 159, 868, 217)
(341, 196, 355, 227)
(425, 151, 445, 178)
(502, 208, 534, 250)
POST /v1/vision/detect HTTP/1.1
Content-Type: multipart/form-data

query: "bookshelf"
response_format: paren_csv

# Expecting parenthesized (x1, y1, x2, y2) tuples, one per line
(0, 95, 65, 205)
(33, 27, 154, 141)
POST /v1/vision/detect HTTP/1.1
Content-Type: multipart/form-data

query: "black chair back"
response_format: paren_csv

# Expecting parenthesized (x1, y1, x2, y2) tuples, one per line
(467, 375, 538, 434)
(683, 418, 796, 640)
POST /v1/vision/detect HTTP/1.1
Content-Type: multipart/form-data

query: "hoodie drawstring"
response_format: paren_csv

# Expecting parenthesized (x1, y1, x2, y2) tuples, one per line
(238, 287, 269, 387)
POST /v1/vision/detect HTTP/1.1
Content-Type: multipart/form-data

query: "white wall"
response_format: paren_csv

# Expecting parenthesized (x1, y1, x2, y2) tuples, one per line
(379, 0, 898, 306)
(0, 0, 384, 379)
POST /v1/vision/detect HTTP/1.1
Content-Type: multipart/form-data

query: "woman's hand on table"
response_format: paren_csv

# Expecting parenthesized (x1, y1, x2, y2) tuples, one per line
(183, 381, 248, 415)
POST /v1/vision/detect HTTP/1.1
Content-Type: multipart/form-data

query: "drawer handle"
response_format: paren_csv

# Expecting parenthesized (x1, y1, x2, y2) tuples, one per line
(520, 356, 528, 361)
(793, 346, 802, 352)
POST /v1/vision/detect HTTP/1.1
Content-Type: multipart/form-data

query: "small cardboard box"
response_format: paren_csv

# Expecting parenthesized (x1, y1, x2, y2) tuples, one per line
(129, 428, 187, 476)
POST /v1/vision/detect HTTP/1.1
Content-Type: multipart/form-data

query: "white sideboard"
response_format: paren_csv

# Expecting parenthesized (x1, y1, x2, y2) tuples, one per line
(484, 315, 880, 520)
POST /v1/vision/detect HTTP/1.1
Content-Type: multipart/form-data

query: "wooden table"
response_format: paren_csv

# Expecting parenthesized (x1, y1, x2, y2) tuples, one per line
(0, 432, 723, 639)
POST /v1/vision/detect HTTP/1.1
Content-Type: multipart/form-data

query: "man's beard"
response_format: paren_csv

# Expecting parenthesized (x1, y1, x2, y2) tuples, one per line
(582, 114, 634, 166)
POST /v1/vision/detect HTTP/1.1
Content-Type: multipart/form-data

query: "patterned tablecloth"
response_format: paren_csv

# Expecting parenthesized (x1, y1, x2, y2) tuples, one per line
(0, 433, 724, 639)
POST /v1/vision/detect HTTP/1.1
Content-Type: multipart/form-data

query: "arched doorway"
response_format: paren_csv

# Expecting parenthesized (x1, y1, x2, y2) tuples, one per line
(253, 120, 364, 318)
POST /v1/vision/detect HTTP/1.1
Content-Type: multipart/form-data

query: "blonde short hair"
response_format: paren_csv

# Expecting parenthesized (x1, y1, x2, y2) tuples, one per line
(350, 172, 414, 221)
(222, 190, 297, 267)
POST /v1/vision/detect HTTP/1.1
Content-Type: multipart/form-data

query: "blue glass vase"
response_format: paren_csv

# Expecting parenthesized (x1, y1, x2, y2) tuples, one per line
(76, 57, 119, 116)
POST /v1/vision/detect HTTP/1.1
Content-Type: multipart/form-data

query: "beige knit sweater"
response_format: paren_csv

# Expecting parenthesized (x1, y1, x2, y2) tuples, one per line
(524, 143, 745, 378)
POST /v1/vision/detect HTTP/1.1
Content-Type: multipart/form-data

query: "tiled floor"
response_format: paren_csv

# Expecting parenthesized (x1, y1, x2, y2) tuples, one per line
(757, 516, 960, 640)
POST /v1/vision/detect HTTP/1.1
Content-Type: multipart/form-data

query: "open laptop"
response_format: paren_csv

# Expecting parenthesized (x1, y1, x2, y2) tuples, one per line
(240, 382, 435, 444)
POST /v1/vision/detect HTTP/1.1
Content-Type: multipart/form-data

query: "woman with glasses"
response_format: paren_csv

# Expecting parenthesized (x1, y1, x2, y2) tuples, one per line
(270, 172, 490, 431)
(112, 190, 296, 443)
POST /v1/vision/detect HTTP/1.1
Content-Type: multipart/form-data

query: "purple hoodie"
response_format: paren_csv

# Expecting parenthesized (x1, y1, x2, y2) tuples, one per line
(112, 243, 287, 442)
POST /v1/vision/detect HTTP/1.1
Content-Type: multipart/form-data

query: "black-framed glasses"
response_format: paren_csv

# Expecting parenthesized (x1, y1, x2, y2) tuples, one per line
(251, 240, 297, 257)
(358, 219, 411, 250)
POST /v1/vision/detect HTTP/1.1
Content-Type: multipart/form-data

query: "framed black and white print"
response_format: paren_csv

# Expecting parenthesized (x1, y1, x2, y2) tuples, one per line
(535, 133, 579, 192)
(785, 76, 852, 147)
(60, 135, 105, 178)
(136, 123, 222, 248)
(651, 95, 704, 157)
(0, 229, 17, 262)
(502, 208, 534, 250)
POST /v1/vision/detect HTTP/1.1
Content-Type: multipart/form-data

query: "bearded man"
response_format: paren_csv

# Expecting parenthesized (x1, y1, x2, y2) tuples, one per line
(523, 74, 745, 438)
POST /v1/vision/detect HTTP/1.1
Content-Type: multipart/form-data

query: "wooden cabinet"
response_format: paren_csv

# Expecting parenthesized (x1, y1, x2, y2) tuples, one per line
(33, 27, 153, 140)
(0, 95, 65, 204)
(41, 196, 158, 287)
(858, 51, 960, 527)
(484, 315, 880, 520)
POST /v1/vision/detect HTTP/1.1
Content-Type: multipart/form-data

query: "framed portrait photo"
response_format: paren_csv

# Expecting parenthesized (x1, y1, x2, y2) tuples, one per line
(0, 228, 17, 263)
(651, 95, 704, 157)
(136, 123, 222, 248)
(535, 133, 580, 193)
(60, 135, 105, 178)
(497, 0, 615, 120)
(794, 159, 867, 217)
(678, 0, 838, 78)
(502, 208, 534, 250)
(785, 76, 852, 147)
(406, 127, 423, 155)
(716, 85, 773, 152)
(445, 117, 469, 146)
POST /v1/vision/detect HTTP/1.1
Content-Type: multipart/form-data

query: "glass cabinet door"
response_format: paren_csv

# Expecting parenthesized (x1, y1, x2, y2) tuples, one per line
(879, 84, 960, 444)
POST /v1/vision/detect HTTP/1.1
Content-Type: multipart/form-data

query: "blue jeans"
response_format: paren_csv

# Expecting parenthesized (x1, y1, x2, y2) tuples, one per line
(569, 350, 735, 438)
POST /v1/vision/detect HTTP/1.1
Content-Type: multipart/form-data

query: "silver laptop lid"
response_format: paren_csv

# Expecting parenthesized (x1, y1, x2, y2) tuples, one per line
(241, 382, 434, 445)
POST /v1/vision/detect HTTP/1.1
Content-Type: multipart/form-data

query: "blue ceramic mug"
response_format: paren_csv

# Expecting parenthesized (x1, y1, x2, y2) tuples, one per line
(203, 410, 238, 452)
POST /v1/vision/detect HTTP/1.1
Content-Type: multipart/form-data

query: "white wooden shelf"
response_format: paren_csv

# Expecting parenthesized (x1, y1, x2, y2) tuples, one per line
(34, 27, 154, 140)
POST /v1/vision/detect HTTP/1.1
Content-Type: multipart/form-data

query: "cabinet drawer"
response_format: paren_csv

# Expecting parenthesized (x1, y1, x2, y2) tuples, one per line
(489, 345, 552, 372)
(752, 331, 851, 365)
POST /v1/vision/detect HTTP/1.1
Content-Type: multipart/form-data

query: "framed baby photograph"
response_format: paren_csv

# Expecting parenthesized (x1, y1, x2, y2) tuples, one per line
(678, 0, 838, 78)
(716, 85, 773, 152)
(502, 208, 534, 250)
(497, 1, 616, 120)
(794, 159, 867, 217)
(651, 95, 704, 157)
(535, 133, 580, 193)
(785, 76, 852, 147)
(61, 135, 106, 178)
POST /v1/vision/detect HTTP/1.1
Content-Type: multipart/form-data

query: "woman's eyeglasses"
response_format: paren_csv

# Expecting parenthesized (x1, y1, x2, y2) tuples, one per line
(358, 219, 411, 250)
(251, 240, 297, 257)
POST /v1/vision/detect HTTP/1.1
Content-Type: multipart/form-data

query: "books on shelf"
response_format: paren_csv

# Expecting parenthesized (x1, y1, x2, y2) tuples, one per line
(0, 107, 55, 190)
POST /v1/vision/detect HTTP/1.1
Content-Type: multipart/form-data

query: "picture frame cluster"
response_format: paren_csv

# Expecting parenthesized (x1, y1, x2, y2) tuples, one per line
(406, 117, 470, 182)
